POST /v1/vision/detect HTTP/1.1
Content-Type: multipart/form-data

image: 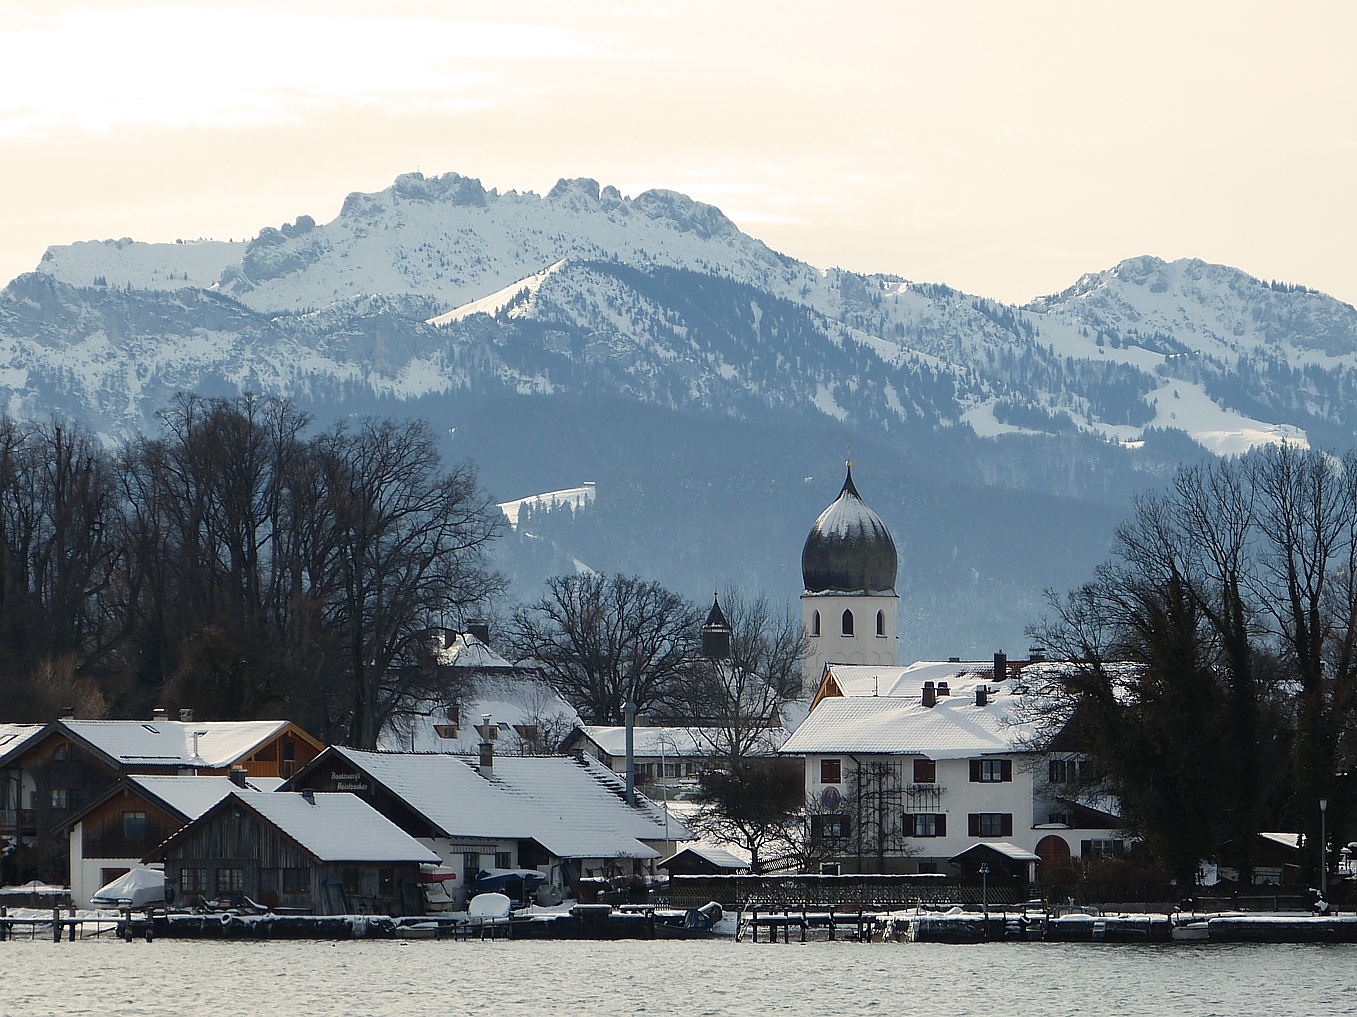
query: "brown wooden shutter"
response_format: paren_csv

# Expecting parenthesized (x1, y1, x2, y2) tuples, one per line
(937, 814, 947, 837)
(968, 814, 980, 836)
(969, 760, 982, 782)
(1001, 760, 1013, 782)
(1001, 814, 1013, 837)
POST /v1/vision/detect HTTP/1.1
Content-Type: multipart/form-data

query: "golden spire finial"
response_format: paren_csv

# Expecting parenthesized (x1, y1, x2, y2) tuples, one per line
(846, 441, 852, 470)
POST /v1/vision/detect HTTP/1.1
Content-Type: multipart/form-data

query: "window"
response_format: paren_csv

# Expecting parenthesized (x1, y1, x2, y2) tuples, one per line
(913, 758, 936, 784)
(378, 868, 395, 896)
(216, 867, 244, 894)
(636, 762, 654, 778)
(260, 869, 280, 894)
(876, 610, 885, 637)
(908, 813, 947, 837)
(50, 789, 69, 810)
(812, 611, 821, 637)
(841, 609, 854, 636)
(513, 725, 539, 743)
(122, 811, 148, 840)
(181, 867, 209, 893)
(343, 868, 362, 895)
(1082, 839, 1123, 860)
(54, 743, 68, 761)
(813, 814, 849, 840)
(663, 761, 680, 779)
(969, 759, 1013, 783)
(474, 724, 500, 740)
(434, 724, 459, 739)
(1047, 811, 1073, 827)
(968, 813, 1013, 837)
(101, 867, 130, 886)
(820, 759, 842, 784)
(1048, 758, 1070, 784)
(282, 868, 309, 894)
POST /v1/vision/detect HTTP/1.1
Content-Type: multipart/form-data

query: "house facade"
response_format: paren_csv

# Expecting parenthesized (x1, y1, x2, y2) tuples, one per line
(781, 658, 1124, 880)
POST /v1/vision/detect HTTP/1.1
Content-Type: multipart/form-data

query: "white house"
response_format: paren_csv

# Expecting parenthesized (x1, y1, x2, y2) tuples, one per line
(380, 631, 582, 755)
(780, 656, 1124, 881)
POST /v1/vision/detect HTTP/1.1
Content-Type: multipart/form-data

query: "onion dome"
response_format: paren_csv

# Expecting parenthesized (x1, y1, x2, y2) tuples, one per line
(801, 464, 897, 594)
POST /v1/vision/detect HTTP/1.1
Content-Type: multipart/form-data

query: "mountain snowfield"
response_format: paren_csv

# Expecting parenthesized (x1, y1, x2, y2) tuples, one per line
(8, 170, 1357, 652)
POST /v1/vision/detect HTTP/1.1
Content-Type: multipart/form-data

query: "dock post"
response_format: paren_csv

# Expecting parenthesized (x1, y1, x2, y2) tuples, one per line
(52, 906, 61, 943)
(0, 905, 7, 942)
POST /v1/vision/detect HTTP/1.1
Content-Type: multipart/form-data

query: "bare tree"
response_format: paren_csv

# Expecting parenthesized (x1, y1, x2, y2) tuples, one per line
(506, 573, 700, 723)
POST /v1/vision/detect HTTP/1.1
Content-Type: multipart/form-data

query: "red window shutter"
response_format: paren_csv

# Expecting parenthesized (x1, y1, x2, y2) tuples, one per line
(969, 760, 981, 782)
(1001, 814, 1013, 837)
(1001, 759, 1013, 782)
(968, 814, 980, 836)
(937, 814, 947, 837)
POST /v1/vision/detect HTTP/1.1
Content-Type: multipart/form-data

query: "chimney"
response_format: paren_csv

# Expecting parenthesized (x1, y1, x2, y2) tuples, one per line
(152, 707, 169, 721)
(993, 651, 1008, 683)
(937, 681, 950, 697)
(922, 681, 937, 708)
(1028, 646, 1046, 663)
(976, 686, 989, 707)
(478, 713, 494, 780)
(948, 656, 960, 663)
(60, 706, 75, 720)
(301, 788, 315, 806)
(179, 708, 194, 722)
(228, 765, 247, 788)
(467, 619, 491, 646)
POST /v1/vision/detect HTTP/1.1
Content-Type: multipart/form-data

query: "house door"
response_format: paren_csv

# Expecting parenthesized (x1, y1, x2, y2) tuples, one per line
(1035, 835, 1071, 876)
(462, 852, 480, 890)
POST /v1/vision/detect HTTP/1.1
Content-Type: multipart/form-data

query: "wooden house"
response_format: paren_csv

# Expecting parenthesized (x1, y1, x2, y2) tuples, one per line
(59, 772, 279, 907)
(145, 791, 439, 915)
(0, 715, 322, 882)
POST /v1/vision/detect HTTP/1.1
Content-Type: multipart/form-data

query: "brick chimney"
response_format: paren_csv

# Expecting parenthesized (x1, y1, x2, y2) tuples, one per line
(922, 681, 937, 708)
(229, 765, 247, 788)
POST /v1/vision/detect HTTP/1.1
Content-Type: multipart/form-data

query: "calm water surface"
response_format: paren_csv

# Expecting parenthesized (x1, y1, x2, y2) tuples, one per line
(2, 939, 1353, 1017)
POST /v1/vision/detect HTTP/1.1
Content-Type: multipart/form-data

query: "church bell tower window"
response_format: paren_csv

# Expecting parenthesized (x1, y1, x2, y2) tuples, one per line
(812, 611, 821, 637)
(842, 609, 854, 636)
(876, 610, 885, 637)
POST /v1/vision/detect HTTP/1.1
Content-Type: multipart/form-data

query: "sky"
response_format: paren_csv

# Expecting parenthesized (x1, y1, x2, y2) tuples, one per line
(2, 0, 1354, 306)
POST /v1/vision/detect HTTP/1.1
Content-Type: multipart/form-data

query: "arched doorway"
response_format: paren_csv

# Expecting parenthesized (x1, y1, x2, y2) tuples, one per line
(1035, 834, 1071, 878)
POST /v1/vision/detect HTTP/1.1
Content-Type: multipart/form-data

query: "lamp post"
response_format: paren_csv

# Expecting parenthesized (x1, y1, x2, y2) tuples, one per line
(1320, 798, 1329, 898)
(979, 862, 990, 934)
(624, 702, 637, 806)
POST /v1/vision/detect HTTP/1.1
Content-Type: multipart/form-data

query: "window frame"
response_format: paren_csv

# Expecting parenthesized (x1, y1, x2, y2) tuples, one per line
(968, 812, 1014, 837)
(969, 758, 1013, 783)
(820, 758, 842, 784)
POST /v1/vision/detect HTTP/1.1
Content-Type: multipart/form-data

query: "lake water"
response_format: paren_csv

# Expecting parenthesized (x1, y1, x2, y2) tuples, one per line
(2, 939, 1353, 1017)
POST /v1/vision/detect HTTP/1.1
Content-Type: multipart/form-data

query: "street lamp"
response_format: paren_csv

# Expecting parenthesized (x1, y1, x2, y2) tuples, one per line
(979, 862, 990, 931)
(1320, 798, 1329, 898)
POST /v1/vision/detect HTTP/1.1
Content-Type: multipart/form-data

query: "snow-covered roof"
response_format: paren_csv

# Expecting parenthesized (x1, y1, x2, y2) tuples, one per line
(379, 671, 581, 755)
(0, 723, 43, 761)
(576, 725, 787, 759)
(1259, 831, 1304, 851)
(950, 841, 1040, 863)
(436, 633, 515, 669)
(660, 844, 751, 871)
(779, 691, 1033, 757)
(125, 775, 271, 821)
(320, 749, 687, 860)
(227, 791, 439, 864)
(58, 720, 298, 769)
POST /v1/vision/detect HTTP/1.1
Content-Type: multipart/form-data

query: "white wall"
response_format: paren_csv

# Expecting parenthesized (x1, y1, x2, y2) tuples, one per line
(68, 822, 145, 909)
(801, 592, 898, 682)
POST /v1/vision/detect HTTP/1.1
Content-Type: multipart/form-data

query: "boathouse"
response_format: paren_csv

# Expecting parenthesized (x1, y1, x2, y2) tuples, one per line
(145, 790, 438, 916)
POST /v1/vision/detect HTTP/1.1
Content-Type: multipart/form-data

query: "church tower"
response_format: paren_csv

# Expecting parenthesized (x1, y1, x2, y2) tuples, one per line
(800, 461, 899, 684)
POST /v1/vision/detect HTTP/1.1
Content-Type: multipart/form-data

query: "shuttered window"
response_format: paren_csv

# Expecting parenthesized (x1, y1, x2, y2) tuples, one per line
(968, 813, 1013, 837)
(969, 759, 1012, 782)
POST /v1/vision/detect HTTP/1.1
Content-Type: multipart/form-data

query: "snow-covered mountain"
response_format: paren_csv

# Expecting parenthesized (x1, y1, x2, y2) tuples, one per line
(8, 171, 1357, 653)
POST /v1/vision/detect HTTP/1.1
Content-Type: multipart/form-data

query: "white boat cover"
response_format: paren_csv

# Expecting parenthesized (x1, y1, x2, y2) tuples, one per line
(91, 867, 165, 909)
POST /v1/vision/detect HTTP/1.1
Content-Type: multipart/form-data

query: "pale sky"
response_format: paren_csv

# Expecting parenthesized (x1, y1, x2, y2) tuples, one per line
(3, 0, 1355, 306)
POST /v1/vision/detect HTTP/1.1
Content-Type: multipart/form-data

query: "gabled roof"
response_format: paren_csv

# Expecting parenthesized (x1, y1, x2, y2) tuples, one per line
(571, 725, 787, 759)
(380, 672, 581, 754)
(950, 841, 1040, 864)
(148, 790, 440, 865)
(307, 748, 688, 860)
(437, 632, 516, 669)
(659, 844, 750, 871)
(778, 692, 1033, 757)
(0, 723, 43, 763)
(16, 719, 318, 770)
(58, 774, 278, 834)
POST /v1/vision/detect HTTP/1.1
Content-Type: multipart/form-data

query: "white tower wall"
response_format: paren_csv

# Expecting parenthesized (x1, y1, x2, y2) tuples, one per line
(801, 591, 898, 684)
